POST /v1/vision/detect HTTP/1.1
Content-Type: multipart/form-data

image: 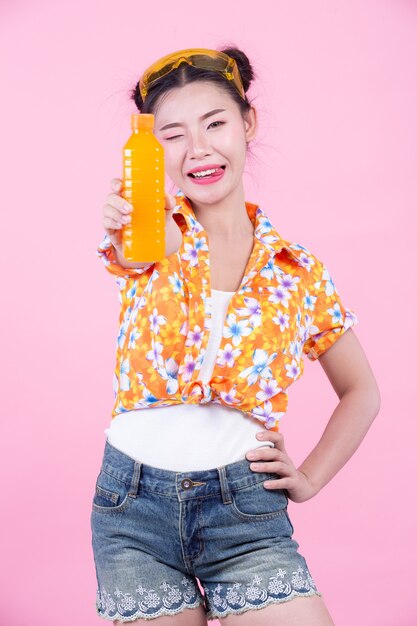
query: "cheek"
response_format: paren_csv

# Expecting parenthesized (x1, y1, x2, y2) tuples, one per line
(219, 130, 247, 160)
(162, 147, 182, 178)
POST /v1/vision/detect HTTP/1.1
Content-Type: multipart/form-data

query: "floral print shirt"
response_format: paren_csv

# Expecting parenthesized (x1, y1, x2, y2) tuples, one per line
(96, 192, 359, 432)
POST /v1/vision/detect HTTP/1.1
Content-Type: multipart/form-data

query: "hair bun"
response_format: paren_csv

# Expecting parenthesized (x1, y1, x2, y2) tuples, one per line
(220, 46, 256, 94)
(131, 82, 145, 112)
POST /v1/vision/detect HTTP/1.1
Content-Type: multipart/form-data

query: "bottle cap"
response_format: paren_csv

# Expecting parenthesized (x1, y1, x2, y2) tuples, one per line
(132, 113, 154, 130)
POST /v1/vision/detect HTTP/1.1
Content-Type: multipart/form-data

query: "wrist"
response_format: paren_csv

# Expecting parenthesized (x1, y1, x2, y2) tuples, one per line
(297, 468, 321, 498)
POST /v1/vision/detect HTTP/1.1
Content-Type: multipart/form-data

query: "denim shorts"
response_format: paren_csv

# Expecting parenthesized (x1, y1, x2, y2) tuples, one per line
(90, 439, 322, 622)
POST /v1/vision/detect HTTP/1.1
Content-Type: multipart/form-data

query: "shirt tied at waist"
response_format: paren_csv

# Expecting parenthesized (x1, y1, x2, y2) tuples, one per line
(181, 376, 246, 407)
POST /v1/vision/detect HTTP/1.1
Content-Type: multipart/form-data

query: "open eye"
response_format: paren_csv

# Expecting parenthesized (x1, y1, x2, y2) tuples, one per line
(208, 120, 225, 129)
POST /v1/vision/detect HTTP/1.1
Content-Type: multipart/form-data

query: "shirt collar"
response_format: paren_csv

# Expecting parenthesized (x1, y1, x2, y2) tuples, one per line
(173, 192, 306, 265)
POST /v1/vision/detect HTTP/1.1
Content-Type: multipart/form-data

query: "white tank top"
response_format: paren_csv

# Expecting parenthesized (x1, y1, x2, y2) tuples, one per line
(104, 289, 273, 471)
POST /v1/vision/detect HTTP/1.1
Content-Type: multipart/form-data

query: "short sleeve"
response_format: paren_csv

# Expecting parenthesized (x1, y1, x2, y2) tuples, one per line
(302, 256, 359, 361)
(96, 233, 154, 279)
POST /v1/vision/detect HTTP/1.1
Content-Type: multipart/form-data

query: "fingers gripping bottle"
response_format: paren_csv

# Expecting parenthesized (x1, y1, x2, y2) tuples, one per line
(121, 113, 165, 262)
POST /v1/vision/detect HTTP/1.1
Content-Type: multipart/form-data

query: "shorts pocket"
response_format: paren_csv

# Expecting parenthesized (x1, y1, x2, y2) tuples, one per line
(92, 469, 133, 514)
(230, 476, 288, 521)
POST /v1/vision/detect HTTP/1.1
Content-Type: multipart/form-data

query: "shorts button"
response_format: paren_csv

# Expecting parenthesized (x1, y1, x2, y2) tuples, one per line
(181, 478, 192, 489)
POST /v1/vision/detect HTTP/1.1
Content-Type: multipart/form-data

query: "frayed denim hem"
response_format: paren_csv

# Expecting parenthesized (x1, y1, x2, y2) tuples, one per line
(95, 581, 206, 622)
(205, 587, 323, 621)
(96, 597, 206, 622)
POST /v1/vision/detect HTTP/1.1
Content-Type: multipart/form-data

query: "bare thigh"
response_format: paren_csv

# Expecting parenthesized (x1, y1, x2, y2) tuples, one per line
(113, 603, 208, 626)
(218, 594, 335, 626)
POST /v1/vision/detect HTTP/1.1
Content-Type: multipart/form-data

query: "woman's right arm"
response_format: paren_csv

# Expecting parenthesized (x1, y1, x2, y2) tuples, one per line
(102, 177, 183, 269)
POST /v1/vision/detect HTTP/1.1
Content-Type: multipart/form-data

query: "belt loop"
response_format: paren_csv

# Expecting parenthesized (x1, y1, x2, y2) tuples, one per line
(129, 461, 142, 498)
(218, 466, 232, 504)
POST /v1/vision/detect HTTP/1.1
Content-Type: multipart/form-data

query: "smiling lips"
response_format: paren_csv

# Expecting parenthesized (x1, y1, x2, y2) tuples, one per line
(187, 163, 225, 175)
(188, 167, 226, 184)
(187, 164, 226, 184)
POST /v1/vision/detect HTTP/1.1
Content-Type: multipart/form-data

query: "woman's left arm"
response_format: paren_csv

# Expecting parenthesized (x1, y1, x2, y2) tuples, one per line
(246, 328, 381, 503)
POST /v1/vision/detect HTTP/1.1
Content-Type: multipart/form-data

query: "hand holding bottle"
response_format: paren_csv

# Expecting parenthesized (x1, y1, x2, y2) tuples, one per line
(102, 178, 182, 267)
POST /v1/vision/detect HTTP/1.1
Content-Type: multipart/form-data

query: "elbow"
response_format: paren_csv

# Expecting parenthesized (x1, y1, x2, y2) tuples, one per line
(367, 374, 382, 417)
(373, 384, 382, 417)
(342, 381, 382, 421)
(360, 382, 382, 421)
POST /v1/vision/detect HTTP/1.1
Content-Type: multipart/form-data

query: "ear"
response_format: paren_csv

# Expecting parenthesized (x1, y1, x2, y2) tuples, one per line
(244, 106, 257, 143)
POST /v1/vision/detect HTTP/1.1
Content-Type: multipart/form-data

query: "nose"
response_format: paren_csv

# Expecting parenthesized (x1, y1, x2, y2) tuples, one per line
(187, 129, 212, 159)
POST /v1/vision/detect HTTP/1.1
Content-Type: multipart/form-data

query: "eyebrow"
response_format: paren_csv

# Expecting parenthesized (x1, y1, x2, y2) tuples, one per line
(159, 108, 227, 131)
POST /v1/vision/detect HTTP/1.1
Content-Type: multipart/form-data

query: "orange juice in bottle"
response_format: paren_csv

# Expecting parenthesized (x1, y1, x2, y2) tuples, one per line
(121, 113, 165, 262)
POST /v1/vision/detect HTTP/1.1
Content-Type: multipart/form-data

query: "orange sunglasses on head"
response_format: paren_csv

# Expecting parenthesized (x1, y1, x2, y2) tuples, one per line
(139, 48, 246, 101)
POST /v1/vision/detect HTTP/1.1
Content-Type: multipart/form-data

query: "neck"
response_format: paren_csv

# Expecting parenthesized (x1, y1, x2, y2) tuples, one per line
(189, 185, 254, 239)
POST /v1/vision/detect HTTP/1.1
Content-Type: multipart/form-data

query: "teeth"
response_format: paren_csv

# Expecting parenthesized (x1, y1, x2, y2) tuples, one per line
(192, 168, 220, 178)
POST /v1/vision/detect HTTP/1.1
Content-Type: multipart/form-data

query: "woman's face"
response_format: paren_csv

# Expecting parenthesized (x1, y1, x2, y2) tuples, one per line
(153, 81, 257, 207)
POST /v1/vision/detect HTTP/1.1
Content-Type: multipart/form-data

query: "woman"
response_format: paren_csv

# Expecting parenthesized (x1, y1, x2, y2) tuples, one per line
(92, 47, 380, 625)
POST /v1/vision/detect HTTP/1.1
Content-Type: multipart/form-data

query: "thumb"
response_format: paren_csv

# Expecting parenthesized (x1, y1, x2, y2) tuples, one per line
(164, 192, 177, 217)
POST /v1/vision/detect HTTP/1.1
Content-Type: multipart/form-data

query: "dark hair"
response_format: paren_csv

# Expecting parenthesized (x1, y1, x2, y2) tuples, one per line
(130, 45, 257, 120)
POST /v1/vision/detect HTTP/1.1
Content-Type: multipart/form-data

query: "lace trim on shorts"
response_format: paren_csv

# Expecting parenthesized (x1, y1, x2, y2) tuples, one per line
(95, 575, 205, 622)
(204, 565, 322, 621)
(95, 565, 321, 622)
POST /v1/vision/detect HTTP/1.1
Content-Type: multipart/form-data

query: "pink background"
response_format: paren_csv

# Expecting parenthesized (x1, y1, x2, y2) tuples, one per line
(1, 1, 416, 625)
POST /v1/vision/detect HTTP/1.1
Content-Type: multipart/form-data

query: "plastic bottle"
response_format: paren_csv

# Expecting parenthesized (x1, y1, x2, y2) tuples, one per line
(121, 113, 165, 262)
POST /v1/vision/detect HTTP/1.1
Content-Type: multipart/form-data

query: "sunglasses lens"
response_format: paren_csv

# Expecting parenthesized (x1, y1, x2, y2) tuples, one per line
(146, 55, 228, 88)
(147, 62, 176, 83)
(190, 55, 228, 71)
